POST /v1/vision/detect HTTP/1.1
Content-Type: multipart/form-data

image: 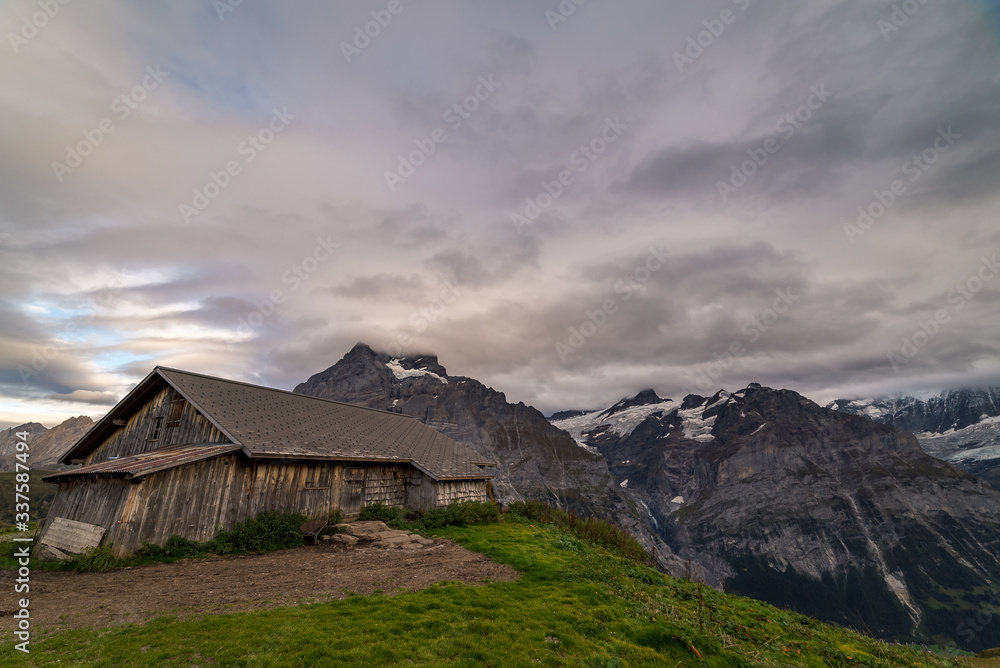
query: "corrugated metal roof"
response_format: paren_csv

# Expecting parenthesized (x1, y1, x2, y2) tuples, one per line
(43, 443, 242, 482)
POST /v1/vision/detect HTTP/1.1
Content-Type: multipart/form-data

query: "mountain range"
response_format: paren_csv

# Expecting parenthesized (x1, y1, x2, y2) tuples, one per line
(549, 384, 1000, 649)
(0, 416, 94, 472)
(293, 343, 685, 574)
(297, 345, 1000, 649)
(13, 348, 1000, 649)
(829, 388, 1000, 490)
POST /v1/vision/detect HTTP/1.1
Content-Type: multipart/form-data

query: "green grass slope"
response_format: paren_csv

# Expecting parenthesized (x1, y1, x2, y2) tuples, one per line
(0, 518, 962, 667)
(0, 470, 56, 527)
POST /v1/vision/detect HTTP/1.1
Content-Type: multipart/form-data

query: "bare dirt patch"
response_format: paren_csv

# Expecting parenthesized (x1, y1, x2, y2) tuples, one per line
(15, 538, 518, 632)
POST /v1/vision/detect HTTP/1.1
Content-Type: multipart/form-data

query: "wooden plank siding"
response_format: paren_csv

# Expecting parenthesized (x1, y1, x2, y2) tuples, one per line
(40, 458, 487, 556)
(36, 477, 137, 552)
(435, 479, 490, 506)
(115, 453, 250, 552)
(85, 386, 230, 466)
(38, 518, 106, 555)
(362, 464, 407, 507)
(404, 471, 438, 512)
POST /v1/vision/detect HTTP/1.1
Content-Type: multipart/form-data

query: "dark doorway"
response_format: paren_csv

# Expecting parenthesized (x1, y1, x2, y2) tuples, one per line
(341, 466, 365, 516)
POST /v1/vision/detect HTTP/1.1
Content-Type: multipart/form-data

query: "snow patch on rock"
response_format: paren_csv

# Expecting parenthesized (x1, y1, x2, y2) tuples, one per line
(679, 406, 717, 442)
(386, 359, 448, 384)
(553, 397, 721, 449)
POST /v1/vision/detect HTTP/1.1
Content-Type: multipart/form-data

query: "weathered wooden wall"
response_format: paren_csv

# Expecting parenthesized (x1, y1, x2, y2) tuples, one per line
(435, 479, 489, 505)
(362, 464, 407, 507)
(246, 459, 343, 519)
(405, 471, 437, 511)
(41, 455, 490, 555)
(86, 386, 230, 465)
(120, 458, 416, 552)
(37, 517, 106, 558)
(35, 477, 138, 556)
(115, 453, 250, 552)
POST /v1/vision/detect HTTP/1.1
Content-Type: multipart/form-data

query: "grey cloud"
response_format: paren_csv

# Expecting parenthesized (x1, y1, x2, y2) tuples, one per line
(46, 390, 119, 405)
(330, 274, 429, 302)
(0, 0, 997, 424)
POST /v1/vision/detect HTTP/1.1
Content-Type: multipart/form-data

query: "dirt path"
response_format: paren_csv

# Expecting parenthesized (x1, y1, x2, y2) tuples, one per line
(7, 538, 518, 632)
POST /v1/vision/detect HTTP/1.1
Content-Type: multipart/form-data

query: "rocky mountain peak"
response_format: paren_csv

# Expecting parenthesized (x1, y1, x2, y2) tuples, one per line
(294, 345, 651, 549)
(554, 380, 1000, 648)
(829, 385, 1000, 490)
(392, 354, 448, 378)
(0, 416, 95, 472)
(297, 347, 1000, 649)
(600, 388, 666, 419)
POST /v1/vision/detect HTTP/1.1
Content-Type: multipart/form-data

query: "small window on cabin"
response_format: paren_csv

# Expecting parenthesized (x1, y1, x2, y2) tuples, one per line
(149, 416, 163, 441)
(166, 395, 184, 427)
(305, 463, 330, 488)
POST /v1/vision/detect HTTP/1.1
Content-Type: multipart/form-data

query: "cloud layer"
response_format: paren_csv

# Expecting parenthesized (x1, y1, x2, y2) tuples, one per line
(2, 0, 999, 427)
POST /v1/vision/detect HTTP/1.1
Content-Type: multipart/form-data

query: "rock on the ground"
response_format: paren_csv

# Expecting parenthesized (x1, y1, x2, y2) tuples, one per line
(337, 521, 389, 541)
(332, 522, 432, 550)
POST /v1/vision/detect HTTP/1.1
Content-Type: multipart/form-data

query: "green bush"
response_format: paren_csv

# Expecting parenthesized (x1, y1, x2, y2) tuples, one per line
(419, 501, 500, 529)
(208, 511, 305, 554)
(358, 501, 407, 527)
(66, 546, 127, 572)
(509, 499, 558, 524)
(509, 500, 647, 563)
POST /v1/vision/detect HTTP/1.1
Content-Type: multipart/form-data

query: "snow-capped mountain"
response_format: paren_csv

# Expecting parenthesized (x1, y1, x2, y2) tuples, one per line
(551, 388, 722, 454)
(552, 383, 1000, 649)
(828, 387, 1000, 489)
(298, 346, 1000, 649)
(828, 387, 1000, 433)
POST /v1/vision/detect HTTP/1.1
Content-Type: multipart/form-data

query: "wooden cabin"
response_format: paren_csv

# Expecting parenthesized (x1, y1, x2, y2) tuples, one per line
(37, 366, 494, 557)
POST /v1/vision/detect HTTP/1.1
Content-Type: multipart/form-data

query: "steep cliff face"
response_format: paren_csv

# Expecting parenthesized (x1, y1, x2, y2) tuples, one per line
(294, 344, 680, 569)
(830, 388, 1000, 490)
(555, 385, 1000, 649)
(296, 346, 1000, 647)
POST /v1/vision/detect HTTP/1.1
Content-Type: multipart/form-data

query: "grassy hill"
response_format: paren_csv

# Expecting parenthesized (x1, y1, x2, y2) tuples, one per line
(0, 469, 57, 527)
(0, 517, 970, 666)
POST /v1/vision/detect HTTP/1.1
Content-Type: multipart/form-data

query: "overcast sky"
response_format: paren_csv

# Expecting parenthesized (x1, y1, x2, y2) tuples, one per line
(2, 0, 999, 429)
